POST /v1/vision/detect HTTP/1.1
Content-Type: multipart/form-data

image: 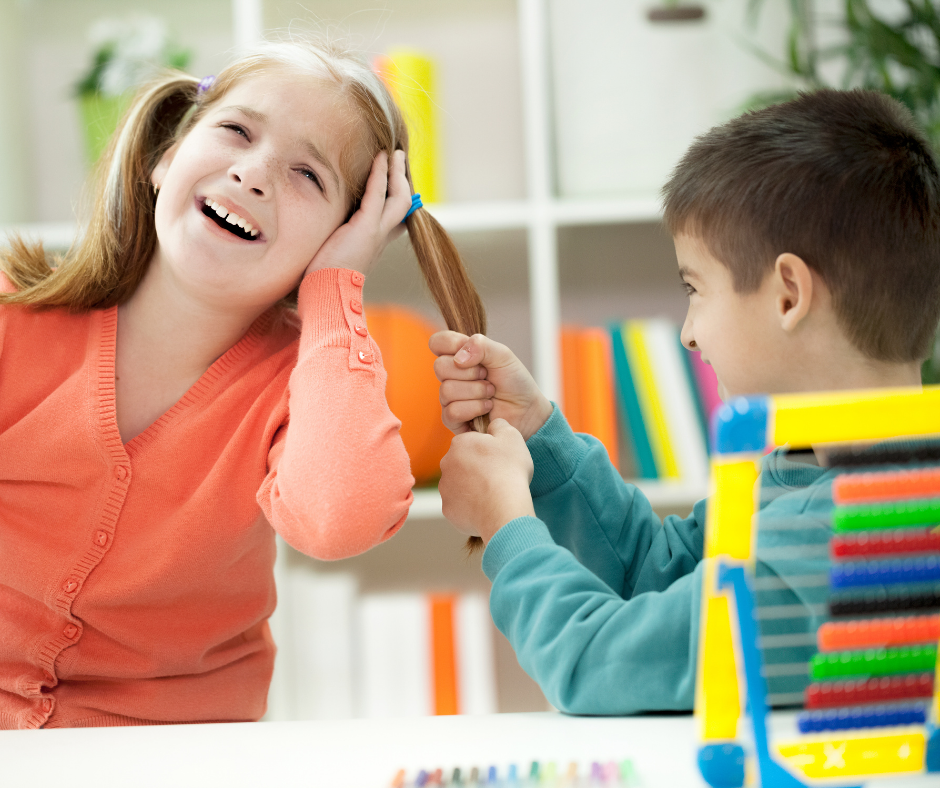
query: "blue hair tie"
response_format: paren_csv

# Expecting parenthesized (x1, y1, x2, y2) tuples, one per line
(403, 193, 422, 223)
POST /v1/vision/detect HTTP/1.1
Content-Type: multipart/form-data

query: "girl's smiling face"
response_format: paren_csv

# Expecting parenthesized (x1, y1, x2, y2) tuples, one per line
(151, 70, 353, 311)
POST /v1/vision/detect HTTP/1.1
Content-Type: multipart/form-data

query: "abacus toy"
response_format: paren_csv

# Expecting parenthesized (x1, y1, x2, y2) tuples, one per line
(695, 386, 940, 787)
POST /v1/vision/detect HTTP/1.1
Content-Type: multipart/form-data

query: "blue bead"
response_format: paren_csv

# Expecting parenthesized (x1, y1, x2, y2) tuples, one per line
(711, 396, 770, 455)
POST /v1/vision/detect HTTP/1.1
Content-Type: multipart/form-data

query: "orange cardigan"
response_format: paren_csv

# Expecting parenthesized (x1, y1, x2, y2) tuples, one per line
(0, 268, 414, 729)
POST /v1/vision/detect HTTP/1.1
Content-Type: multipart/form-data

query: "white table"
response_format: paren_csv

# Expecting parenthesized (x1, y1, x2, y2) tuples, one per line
(0, 712, 702, 787)
(2, 712, 937, 787)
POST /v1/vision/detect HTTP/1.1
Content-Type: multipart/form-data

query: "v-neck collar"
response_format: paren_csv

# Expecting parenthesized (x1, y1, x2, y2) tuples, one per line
(94, 305, 278, 456)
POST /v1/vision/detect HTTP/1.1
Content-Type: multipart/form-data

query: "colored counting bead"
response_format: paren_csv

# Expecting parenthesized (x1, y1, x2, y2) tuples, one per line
(797, 701, 927, 733)
(833, 468, 940, 505)
(818, 614, 940, 651)
(809, 644, 937, 680)
(830, 556, 940, 589)
(832, 498, 940, 532)
(829, 586, 940, 616)
(804, 672, 934, 708)
(831, 527, 940, 558)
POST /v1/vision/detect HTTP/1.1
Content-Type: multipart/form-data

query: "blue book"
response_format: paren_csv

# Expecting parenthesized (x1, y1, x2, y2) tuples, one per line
(608, 323, 658, 479)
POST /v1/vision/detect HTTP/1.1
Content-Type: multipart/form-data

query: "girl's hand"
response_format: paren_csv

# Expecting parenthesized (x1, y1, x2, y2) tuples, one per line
(439, 418, 536, 542)
(430, 331, 554, 439)
(304, 150, 410, 278)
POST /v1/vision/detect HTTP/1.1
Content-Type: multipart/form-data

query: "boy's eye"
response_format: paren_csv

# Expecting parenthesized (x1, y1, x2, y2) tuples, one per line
(297, 168, 324, 192)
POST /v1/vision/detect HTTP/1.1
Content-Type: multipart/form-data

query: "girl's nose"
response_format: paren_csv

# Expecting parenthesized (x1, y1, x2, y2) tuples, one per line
(229, 155, 272, 198)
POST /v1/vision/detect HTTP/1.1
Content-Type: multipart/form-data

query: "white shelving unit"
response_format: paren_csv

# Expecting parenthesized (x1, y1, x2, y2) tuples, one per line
(3, 0, 744, 717)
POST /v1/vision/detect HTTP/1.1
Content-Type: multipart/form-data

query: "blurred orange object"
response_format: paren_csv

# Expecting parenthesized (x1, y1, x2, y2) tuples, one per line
(367, 305, 451, 485)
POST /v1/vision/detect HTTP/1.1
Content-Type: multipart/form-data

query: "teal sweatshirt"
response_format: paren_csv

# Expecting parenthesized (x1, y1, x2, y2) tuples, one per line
(482, 404, 837, 715)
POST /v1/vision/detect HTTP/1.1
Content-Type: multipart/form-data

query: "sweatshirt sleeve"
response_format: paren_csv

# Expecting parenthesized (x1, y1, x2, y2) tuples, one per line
(257, 268, 414, 560)
(481, 404, 707, 714)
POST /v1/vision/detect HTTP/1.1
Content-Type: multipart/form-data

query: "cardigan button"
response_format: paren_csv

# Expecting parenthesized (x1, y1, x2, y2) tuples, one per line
(114, 466, 128, 481)
(350, 299, 363, 314)
(95, 531, 108, 547)
(63, 580, 79, 594)
(63, 624, 79, 639)
(358, 351, 374, 364)
(354, 324, 368, 337)
(42, 699, 52, 713)
(350, 271, 364, 287)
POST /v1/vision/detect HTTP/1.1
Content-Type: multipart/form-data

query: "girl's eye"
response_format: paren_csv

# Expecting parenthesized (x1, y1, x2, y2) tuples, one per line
(221, 123, 248, 139)
(297, 168, 324, 192)
(682, 282, 697, 296)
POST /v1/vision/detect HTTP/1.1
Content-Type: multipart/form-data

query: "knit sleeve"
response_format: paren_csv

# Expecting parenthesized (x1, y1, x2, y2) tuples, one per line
(256, 268, 414, 559)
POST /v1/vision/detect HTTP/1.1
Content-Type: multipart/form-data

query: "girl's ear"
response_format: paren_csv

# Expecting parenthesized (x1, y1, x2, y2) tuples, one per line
(152, 141, 180, 189)
(774, 252, 814, 332)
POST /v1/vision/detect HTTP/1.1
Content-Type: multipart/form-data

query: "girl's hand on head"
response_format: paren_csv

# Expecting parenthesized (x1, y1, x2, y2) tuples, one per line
(303, 150, 410, 278)
(439, 418, 536, 543)
(430, 331, 553, 440)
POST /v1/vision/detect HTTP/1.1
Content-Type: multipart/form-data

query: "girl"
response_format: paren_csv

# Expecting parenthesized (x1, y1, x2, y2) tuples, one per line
(0, 37, 485, 729)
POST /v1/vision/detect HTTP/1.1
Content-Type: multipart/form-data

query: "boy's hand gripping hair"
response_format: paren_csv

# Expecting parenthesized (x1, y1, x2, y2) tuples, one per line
(431, 332, 552, 553)
(430, 332, 552, 440)
(438, 418, 536, 544)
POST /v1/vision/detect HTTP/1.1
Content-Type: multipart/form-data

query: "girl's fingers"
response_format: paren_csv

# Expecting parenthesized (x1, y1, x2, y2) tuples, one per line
(439, 379, 495, 407)
(357, 151, 390, 219)
(382, 150, 411, 228)
(443, 399, 494, 433)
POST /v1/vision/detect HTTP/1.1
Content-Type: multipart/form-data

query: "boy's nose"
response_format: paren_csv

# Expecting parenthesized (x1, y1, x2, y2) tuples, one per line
(680, 319, 697, 351)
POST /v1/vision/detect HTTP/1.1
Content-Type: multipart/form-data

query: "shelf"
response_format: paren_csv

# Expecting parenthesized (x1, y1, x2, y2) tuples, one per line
(408, 479, 705, 522)
(0, 197, 664, 251)
(0, 222, 76, 250)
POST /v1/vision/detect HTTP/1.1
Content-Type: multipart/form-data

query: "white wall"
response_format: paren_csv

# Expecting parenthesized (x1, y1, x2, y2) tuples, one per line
(549, 0, 791, 197)
(0, 0, 34, 223)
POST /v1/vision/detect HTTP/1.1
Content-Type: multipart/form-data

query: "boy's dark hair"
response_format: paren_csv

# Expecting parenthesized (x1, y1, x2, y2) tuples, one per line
(662, 89, 940, 363)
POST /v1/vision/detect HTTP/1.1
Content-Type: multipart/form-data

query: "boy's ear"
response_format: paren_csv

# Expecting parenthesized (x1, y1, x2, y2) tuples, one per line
(151, 141, 180, 189)
(773, 252, 814, 332)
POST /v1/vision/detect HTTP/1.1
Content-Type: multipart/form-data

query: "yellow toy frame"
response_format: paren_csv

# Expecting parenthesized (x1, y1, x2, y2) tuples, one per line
(695, 385, 940, 787)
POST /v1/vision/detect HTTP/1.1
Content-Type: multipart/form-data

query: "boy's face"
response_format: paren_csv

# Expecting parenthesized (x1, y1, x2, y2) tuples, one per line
(676, 233, 786, 401)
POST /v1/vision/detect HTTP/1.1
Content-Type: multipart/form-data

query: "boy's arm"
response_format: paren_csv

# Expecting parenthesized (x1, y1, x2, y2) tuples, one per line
(484, 522, 704, 714)
(528, 404, 705, 597)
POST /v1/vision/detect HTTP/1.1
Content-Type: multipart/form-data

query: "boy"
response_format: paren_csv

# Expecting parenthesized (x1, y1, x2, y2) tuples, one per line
(430, 89, 940, 715)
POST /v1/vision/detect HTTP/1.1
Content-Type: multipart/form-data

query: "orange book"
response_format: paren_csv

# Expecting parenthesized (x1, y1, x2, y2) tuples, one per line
(429, 594, 459, 715)
(579, 328, 620, 468)
(560, 327, 585, 432)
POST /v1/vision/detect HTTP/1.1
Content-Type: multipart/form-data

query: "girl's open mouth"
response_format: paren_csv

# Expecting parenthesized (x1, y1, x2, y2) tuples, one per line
(201, 199, 260, 241)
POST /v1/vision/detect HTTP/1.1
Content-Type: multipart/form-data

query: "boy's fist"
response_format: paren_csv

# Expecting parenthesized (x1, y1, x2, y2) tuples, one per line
(439, 418, 536, 543)
(429, 331, 553, 438)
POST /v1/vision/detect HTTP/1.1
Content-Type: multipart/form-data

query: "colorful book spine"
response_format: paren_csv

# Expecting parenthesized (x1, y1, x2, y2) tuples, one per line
(357, 592, 496, 718)
(609, 324, 657, 479)
(579, 328, 620, 468)
(374, 50, 440, 203)
(624, 321, 680, 479)
(642, 319, 709, 484)
(689, 350, 721, 431)
(560, 328, 584, 434)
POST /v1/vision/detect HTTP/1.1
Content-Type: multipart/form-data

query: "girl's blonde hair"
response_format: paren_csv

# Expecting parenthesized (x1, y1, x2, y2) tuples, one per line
(0, 37, 486, 341)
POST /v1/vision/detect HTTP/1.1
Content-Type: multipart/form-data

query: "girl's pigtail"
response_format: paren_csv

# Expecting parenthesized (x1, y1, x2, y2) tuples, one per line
(404, 206, 489, 554)
(0, 72, 199, 310)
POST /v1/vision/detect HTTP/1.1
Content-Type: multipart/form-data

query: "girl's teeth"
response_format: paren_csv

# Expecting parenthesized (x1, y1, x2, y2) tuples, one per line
(244, 223, 252, 232)
(214, 205, 227, 218)
(226, 214, 238, 224)
(236, 218, 246, 228)
(250, 229, 258, 237)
